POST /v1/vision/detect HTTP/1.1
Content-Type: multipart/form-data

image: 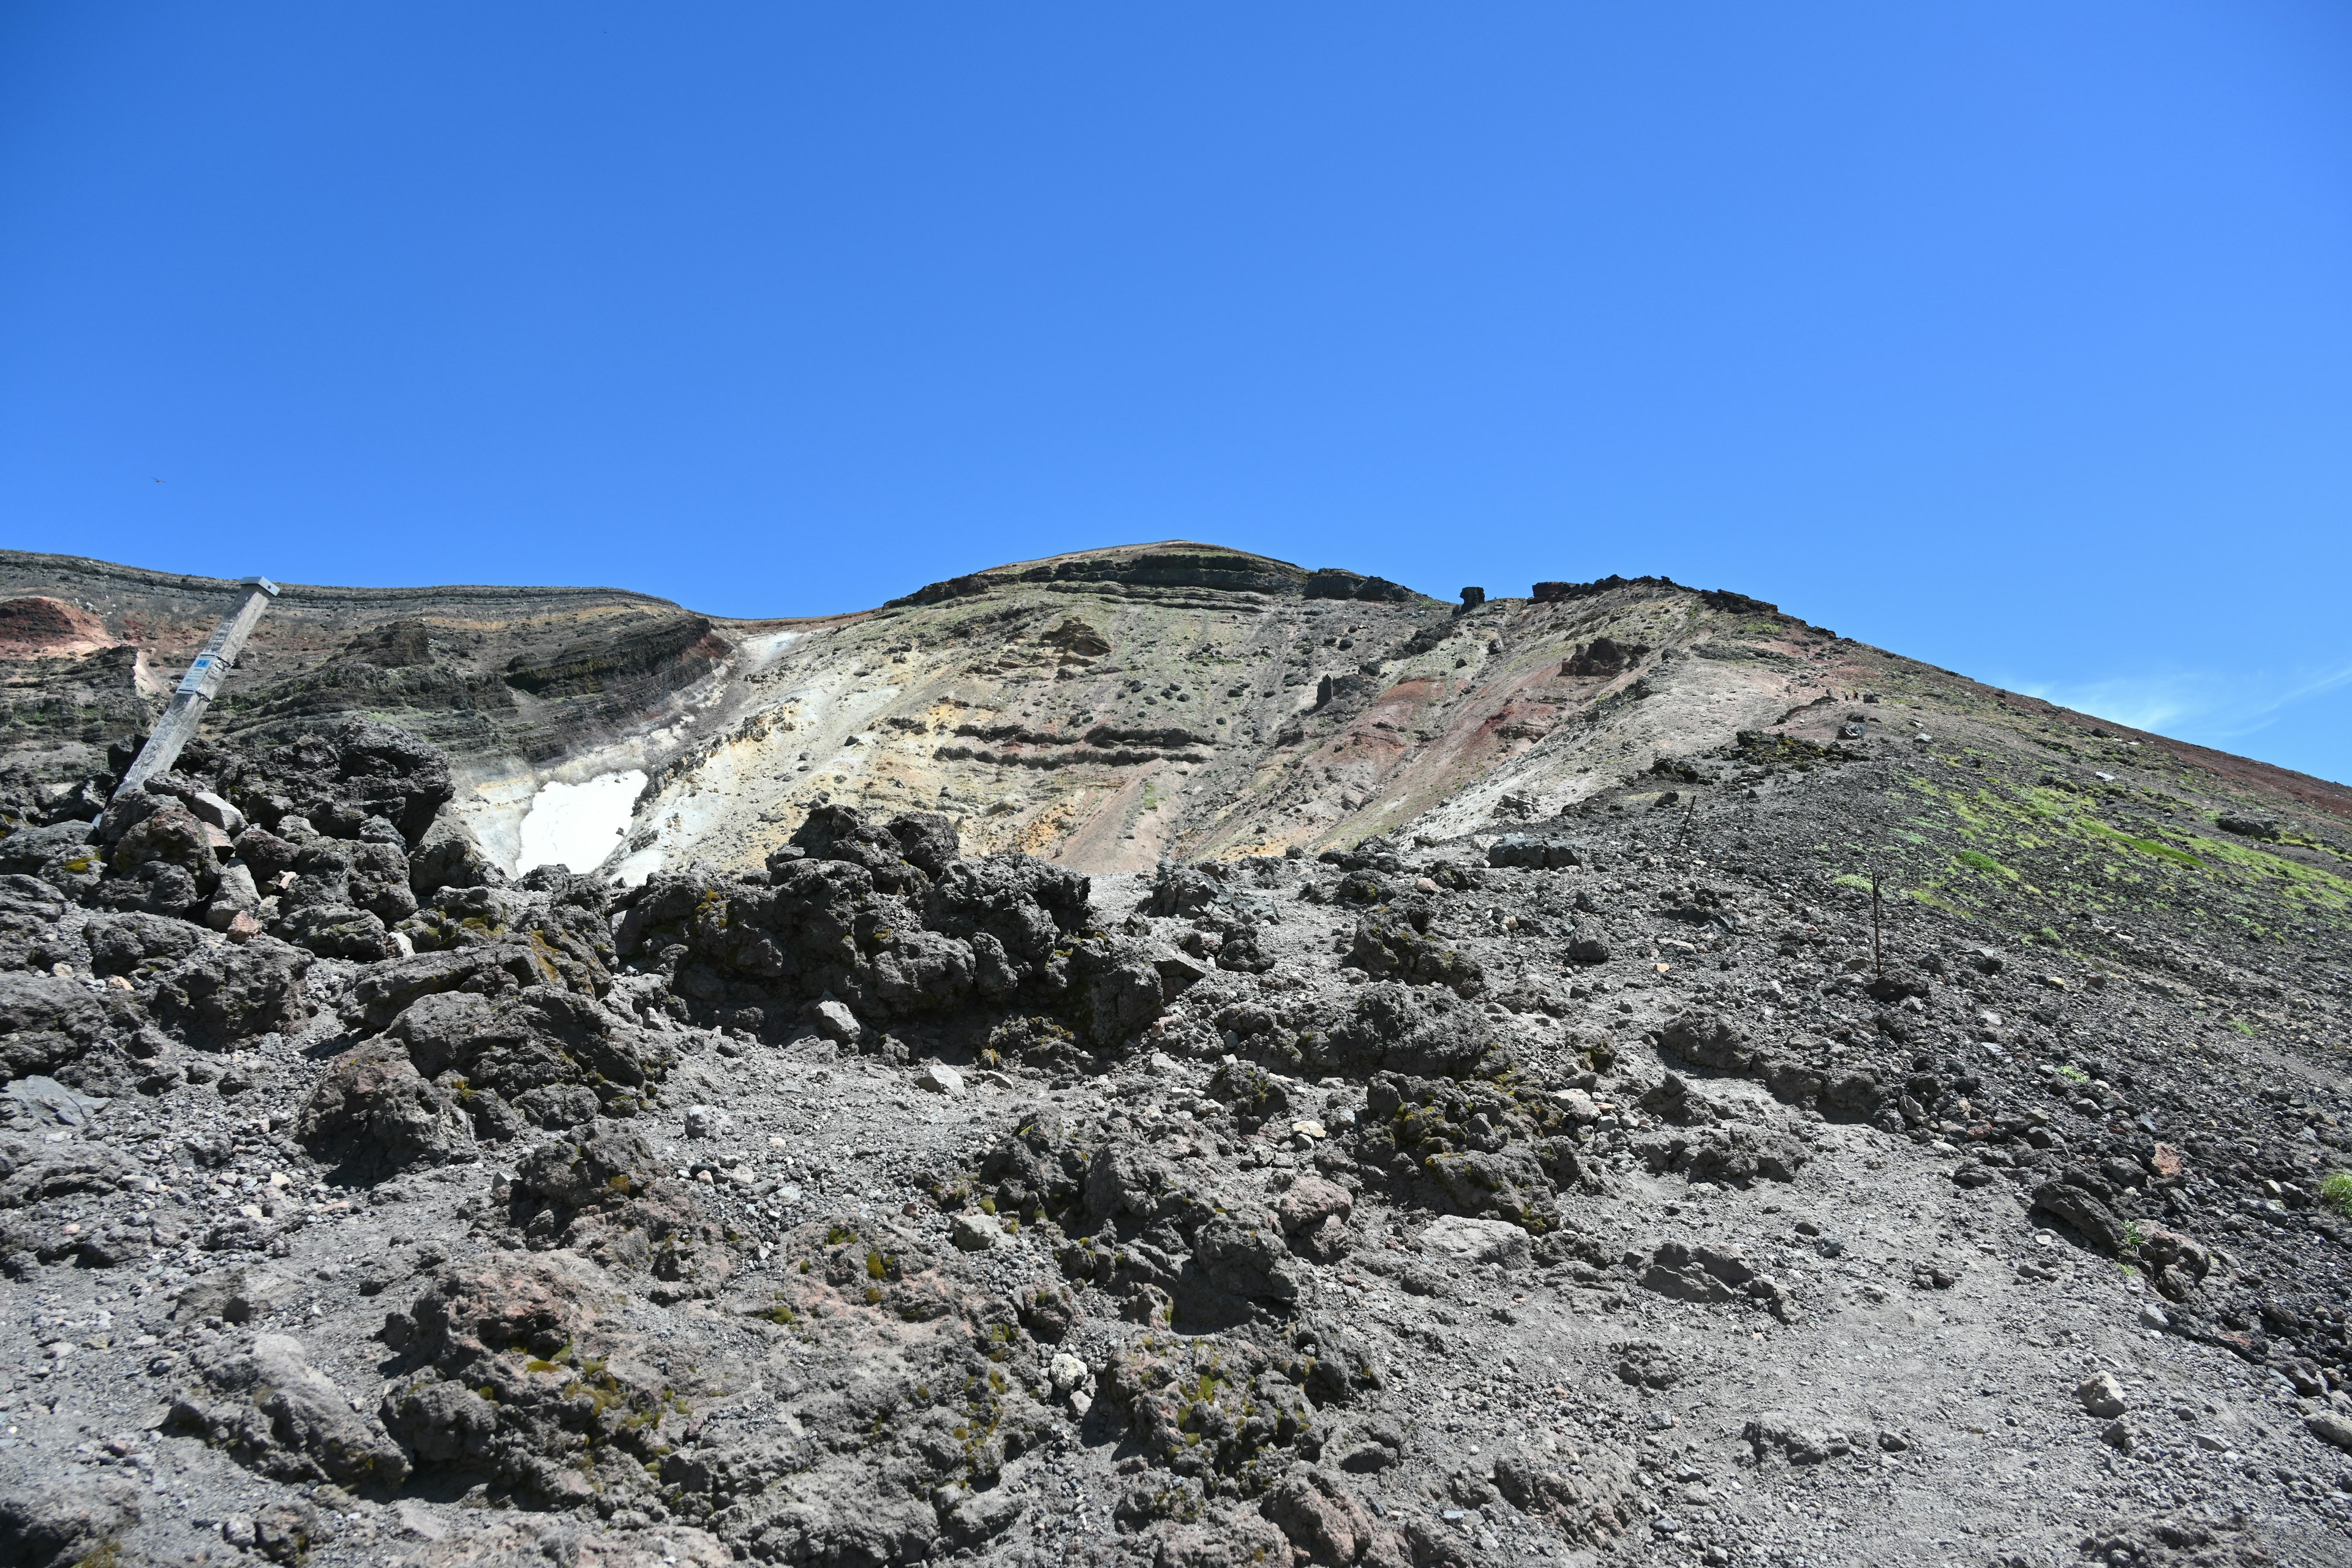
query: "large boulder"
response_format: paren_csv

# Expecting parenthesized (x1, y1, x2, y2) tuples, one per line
(2033, 1178, 2131, 1253)
(619, 808, 1147, 1043)
(408, 818, 506, 897)
(277, 837, 416, 926)
(219, 720, 453, 845)
(107, 797, 214, 881)
(172, 1333, 410, 1487)
(0, 971, 133, 1090)
(1144, 859, 1226, 918)
(785, 803, 961, 889)
(0, 876, 81, 974)
(298, 1041, 476, 1180)
(1348, 907, 1484, 996)
(82, 911, 206, 982)
(350, 944, 569, 1031)
(0, 1468, 144, 1568)
(1191, 1212, 1302, 1303)
(1259, 1468, 1406, 1568)
(1066, 937, 1168, 1048)
(507, 1124, 727, 1294)
(1657, 1011, 1751, 1072)
(0, 821, 103, 900)
(1298, 985, 1512, 1080)
(273, 903, 396, 962)
(385, 986, 672, 1129)
(151, 937, 312, 1048)
(1490, 1443, 1638, 1547)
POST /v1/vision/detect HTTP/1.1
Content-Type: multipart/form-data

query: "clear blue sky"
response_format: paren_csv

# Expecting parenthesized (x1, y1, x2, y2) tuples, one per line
(5, 6, 2350, 781)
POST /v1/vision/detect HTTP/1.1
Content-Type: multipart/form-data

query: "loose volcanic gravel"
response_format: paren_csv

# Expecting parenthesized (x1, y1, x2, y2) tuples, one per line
(2, 714, 2350, 1568)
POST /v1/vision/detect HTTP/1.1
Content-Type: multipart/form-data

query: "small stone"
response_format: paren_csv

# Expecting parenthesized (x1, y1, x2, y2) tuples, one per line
(187, 789, 246, 835)
(685, 1105, 730, 1139)
(2076, 1371, 2127, 1419)
(812, 999, 865, 1044)
(1048, 1352, 1088, 1395)
(950, 1213, 1000, 1253)
(1877, 1430, 1910, 1452)
(2101, 1418, 2133, 1452)
(916, 1061, 965, 1096)
(2139, 1303, 2171, 1332)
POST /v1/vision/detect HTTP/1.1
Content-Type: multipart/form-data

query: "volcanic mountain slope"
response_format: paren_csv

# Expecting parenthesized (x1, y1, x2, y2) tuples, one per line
(7, 541, 2347, 891)
(0, 545, 2350, 1568)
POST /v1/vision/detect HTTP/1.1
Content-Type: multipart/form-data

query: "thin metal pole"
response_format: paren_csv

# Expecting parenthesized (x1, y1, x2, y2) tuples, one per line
(115, 577, 279, 797)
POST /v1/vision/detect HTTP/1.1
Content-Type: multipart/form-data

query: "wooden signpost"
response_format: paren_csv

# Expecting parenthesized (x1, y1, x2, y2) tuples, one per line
(113, 576, 279, 797)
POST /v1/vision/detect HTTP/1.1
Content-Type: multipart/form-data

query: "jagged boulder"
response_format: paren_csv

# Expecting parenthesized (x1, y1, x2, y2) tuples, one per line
(107, 796, 215, 881)
(1347, 905, 1484, 996)
(1259, 1468, 1409, 1568)
(0, 875, 83, 974)
(782, 802, 961, 889)
(1490, 1442, 1639, 1547)
(621, 807, 1163, 1046)
(1356, 1071, 1581, 1229)
(0, 821, 104, 900)
(151, 936, 313, 1049)
(0, 1468, 145, 1568)
(1144, 859, 1226, 918)
(172, 1333, 410, 1487)
(351, 937, 597, 1031)
(508, 1124, 725, 1295)
(379, 1255, 658, 1504)
(219, 720, 454, 845)
(384, 985, 673, 1129)
(83, 911, 206, 981)
(298, 1041, 476, 1180)
(1101, 1335, 1316, 1487)
(1291, 984, 1512, 1080)
(0, 971, 136, 1091)
(407, 818, 506, 897)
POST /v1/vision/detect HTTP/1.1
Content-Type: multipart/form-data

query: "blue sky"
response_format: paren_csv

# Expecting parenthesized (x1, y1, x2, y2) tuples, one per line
(4, 5, 2349, 782)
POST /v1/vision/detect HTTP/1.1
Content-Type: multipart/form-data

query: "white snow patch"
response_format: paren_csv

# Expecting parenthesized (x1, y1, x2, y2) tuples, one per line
(516, 770, 646, 875)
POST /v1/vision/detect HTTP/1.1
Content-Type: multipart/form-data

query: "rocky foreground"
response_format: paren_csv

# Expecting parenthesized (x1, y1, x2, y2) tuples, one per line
(1, 704, 2350, 1568)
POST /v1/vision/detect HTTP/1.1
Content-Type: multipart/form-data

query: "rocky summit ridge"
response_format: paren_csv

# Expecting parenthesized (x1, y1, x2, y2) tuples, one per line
(0, 541, 2348, 1568)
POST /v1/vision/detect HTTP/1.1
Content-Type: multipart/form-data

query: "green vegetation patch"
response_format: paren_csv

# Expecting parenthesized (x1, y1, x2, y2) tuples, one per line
(2320, 1171, 2352, 1219)
(2165, 831, 2352, 914)
(2078, 819, 2204, 869)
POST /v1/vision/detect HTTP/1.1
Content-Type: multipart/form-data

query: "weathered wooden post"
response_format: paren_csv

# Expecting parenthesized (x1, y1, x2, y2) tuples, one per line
(114, 576, 279, 797)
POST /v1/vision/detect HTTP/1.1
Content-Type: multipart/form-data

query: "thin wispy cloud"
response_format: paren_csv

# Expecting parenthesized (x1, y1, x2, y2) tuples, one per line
(2013, 663, 2352, 746)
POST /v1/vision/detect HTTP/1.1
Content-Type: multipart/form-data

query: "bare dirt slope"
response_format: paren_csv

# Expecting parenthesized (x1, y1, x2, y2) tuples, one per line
(1, 544, 2350, 1568)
